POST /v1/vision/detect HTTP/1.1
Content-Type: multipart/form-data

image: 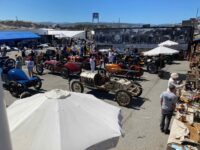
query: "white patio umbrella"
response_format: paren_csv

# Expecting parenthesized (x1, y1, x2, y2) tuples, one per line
(7, 89, 122, 150)
(158, 40, 179, 46)
(143, 46, 179, 56)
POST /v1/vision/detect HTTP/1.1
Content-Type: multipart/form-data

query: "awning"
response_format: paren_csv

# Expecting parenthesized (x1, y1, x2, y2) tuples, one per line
(0, 31, 40, 42)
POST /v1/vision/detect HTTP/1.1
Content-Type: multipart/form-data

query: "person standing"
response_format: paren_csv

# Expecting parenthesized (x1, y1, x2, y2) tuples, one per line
(21, 48, 26, 65)
(160, 84, 177, 134)
(108, 49, 114, 63)
(168, 73, 185, 90)
(90, 55, 96, 72)
(26, 57, 34, 78)
(15, 55, 22, 69)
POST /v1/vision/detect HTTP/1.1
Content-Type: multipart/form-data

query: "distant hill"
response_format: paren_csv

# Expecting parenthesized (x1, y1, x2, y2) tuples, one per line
(0, 20, 180, 30)
(0, 20, 49, 30)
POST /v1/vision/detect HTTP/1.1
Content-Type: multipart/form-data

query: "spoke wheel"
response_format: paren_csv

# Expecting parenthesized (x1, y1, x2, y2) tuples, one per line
(115, 90, 131, 107)
(9, 81, 25, 97)
(71, 81, 84, 93)
(127, 83, 143, 97)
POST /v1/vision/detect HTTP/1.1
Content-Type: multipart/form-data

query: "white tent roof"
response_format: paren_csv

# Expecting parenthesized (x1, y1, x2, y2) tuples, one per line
(7, 89, 122, 150)
(32, 29, 86, 39)
(50, 30, 85, 39)
(158, 40, 179, 46)
(143, 46, 179, 56)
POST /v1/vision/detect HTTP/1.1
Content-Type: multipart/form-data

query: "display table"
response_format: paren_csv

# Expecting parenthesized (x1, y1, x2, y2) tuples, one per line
(166, 108, 200, 150)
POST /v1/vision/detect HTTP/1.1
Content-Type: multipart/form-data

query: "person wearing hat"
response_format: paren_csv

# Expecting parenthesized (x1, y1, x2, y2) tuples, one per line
(160, 84, 178, 134)
(168, 73, 185, 90)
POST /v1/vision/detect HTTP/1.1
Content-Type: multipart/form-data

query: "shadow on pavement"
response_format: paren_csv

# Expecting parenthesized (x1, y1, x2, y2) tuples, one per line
(87, 90, 147, 110)
(136, 77, 149, 82)
(159, 71, 170, 80)
(128, 97, 149, 110)
(171, 62, 181, 65)
(27, 88, 47, 95)
(160, 71, 186, 81)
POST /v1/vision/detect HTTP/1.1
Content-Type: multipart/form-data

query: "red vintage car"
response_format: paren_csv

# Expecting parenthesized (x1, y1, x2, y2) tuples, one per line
(44, 60, 82, 78)
(67, 52, 102, 70)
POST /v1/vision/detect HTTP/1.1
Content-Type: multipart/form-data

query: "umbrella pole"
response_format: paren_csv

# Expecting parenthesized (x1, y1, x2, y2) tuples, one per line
(0, 80, 12, 150)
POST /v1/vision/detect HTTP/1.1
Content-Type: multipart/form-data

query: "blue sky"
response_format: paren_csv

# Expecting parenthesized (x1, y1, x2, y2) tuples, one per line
(0, 0, 199, 24)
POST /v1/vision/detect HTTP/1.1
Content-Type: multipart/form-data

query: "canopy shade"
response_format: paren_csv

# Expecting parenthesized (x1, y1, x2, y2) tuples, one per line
(7, 89, 122, 150)
(51, 31, 85, 39)
(0, 31, 40, 42)
(143, 46, 179, 56)
(158, 40, 179, 46)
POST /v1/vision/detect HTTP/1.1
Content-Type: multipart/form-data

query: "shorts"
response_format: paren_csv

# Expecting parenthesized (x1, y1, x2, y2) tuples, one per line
(28, 67, 33, 71)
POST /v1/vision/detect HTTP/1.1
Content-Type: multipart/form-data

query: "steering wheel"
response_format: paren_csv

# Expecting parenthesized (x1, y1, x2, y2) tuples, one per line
(4, 58, 16, 68)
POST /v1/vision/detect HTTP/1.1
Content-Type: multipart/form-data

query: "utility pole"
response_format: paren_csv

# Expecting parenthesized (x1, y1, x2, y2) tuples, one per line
(196, 8, 199, 18)
(118, 18, 121, 28)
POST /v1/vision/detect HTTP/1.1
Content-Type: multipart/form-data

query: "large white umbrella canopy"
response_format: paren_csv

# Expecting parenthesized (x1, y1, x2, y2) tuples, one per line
(143, 46, 179, 56)
(158, 40, 179, 46)
(7, 89, 122, 150)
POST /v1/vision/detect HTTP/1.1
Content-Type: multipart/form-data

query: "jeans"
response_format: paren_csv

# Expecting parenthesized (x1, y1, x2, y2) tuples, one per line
(160, 112, 173, 131)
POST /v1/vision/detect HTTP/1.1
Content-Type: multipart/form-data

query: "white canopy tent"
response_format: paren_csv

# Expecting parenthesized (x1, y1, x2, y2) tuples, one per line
(7, 89, 122, 150)
(50, 30, 86, 39)
(158, 40, 179, 47)
(143, 46, 179, 56)
(32, 28, 86, 39)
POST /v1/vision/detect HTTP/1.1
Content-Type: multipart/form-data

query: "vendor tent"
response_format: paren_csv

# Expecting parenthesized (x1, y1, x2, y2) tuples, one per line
(143, 46, 179, 56)
(50, 30, 86, 39)
(7, 89, 122, 150)
(0, 31, 40, 42)
(158, 40, 179, 46)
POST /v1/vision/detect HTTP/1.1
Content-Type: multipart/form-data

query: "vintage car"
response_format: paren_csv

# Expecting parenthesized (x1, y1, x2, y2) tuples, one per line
(67, 52, 102, 70)
(70, 71, 143, 107)
(1, 66, 42, 98)
(42, 60, 82, 78)
(105, 63, 144, 79)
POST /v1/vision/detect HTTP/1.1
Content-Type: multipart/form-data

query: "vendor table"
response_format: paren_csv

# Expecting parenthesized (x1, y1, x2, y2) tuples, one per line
(166, 107, 200, 150)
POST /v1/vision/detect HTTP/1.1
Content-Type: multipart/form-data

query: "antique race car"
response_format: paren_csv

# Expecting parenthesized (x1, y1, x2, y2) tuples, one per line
(38, 60, 82, 78)
(105, 63, 144, 79)
(70, 71, 143, 107)
(1, 67, 42, 98)
(68, 52, 102, 70)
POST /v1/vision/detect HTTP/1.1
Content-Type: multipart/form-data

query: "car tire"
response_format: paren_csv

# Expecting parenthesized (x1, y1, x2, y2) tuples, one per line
(71, 81, 84, 93)
(61, 68, 69, 79)
(20, 92, 31, 99)
(49, 65, 54, 73)
(9, 81, 25, 97)
(127, 83, 143, 97)
(115, 90, 132, 107)
(33, 76, 42, 90)
(147, 63, 158, 74)
(36, 64, 44, 75)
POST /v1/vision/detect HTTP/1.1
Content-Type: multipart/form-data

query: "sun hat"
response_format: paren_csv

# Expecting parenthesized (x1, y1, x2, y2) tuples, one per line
(171, 73, 179, 79)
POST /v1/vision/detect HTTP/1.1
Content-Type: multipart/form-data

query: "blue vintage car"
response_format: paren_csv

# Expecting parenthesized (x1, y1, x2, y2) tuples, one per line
(1, 61, 42, 98)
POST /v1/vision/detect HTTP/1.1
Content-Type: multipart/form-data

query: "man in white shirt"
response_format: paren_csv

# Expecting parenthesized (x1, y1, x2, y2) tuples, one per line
(168, 73, 185, 90)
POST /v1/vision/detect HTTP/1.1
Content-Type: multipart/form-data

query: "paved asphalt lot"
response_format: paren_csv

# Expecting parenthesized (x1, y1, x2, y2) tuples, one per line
(4, 51, 189, 150)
